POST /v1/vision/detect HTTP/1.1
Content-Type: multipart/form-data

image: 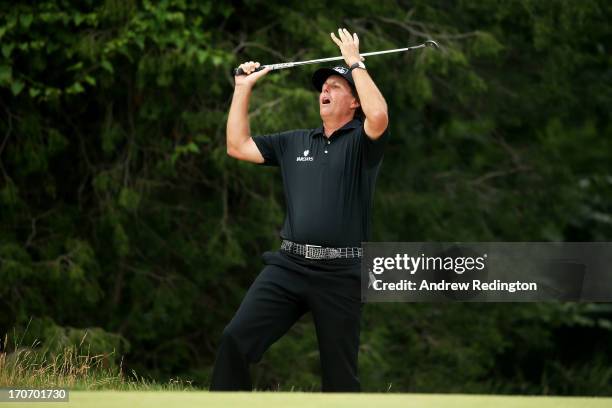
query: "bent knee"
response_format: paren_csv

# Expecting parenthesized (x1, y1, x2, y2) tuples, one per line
(220, 324, 266, 363)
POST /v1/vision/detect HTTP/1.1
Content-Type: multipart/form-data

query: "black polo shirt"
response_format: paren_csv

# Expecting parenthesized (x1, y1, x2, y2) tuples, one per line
(253, 119, 388, 248)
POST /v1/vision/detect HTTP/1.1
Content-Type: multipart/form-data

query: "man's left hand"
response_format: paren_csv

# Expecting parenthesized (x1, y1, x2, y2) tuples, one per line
(330, 28, 364, 67)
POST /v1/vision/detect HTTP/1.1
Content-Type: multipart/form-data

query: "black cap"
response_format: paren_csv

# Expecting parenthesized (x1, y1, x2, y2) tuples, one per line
(312, 66, 355, 92)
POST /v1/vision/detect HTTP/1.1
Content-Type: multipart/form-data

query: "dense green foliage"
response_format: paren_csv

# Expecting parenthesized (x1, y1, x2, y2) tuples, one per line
(1, 0, 611, 394)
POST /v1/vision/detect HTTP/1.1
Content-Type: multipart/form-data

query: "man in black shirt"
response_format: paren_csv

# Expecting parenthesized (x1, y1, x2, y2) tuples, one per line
(210, 28, 389, 392)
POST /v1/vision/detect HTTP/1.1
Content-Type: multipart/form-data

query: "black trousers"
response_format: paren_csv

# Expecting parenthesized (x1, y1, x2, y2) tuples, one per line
(210, 250, 362, 392)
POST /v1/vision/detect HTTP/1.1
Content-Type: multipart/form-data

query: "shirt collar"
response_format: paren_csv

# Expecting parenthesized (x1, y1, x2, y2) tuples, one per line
(312, 118, 362, 138)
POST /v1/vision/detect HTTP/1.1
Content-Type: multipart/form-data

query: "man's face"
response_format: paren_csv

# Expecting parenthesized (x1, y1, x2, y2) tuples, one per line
(319, 75, 360, 119)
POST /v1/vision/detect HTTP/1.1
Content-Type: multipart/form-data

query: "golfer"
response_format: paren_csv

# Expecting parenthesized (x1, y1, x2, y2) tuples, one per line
(210, 28, 389, 392)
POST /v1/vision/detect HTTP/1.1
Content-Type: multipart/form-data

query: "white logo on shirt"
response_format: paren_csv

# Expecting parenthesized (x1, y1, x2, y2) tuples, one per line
(296, 149, 314, 161)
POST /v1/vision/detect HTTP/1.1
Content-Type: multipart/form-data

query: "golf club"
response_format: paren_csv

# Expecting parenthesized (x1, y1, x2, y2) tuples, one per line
(233, 40, 440, 76)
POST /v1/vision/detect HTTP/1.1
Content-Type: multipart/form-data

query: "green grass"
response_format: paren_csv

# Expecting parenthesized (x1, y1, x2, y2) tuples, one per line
(5, 391, 612, 408)
(3, 334, 611, 407)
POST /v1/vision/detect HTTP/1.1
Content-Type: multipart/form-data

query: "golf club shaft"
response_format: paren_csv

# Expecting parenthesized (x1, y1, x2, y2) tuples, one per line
(233, 40, 438, 76)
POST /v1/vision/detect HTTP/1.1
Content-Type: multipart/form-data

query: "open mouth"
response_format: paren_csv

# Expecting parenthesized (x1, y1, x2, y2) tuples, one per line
(321, 97, 331, 105)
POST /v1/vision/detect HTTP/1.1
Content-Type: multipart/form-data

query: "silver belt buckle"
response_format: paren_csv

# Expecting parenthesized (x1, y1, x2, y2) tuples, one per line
(305, 244, 321, 259)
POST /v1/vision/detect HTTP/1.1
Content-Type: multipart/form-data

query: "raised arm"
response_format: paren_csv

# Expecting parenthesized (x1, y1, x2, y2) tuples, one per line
(226, 62, 271, 163)
(331, 28, 389, 139)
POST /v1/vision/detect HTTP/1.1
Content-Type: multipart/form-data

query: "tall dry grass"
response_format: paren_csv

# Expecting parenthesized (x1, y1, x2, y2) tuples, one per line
(0, 334, 194, 390)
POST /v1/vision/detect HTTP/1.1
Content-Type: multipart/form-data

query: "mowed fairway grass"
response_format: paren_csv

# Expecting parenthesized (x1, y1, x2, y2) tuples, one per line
(10, 392, 612, 408)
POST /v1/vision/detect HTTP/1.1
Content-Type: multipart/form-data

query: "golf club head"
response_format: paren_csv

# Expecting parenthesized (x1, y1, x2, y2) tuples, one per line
(425, 40, 440, 49)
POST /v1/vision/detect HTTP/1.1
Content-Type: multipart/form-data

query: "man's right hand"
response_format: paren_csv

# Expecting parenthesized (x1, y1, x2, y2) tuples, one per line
(235, 61, 270, 88)
(227, 61, 268, 164)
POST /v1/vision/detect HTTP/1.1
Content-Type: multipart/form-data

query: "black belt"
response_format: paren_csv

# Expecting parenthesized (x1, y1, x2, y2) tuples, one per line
(280, 239, 362, 260)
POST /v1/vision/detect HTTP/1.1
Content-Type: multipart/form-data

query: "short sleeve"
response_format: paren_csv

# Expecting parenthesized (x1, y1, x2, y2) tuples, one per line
(252, 131, 291, 166)
(361, 124, 389, 167)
